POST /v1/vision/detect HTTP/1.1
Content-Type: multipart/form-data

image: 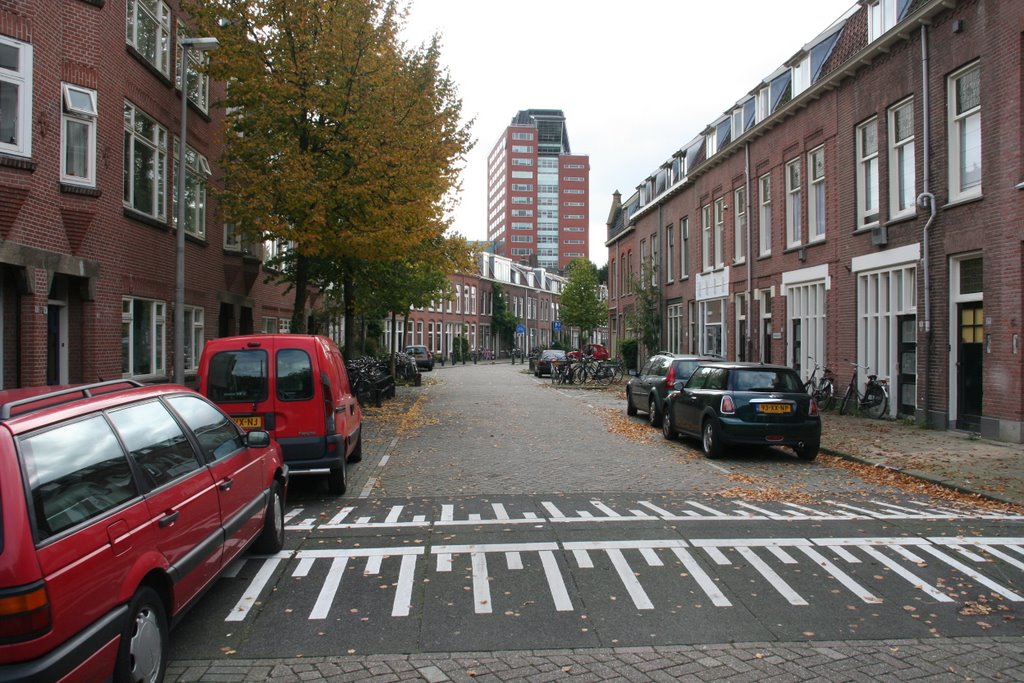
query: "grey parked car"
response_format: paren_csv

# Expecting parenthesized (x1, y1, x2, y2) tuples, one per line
(626, 353, 714, 427)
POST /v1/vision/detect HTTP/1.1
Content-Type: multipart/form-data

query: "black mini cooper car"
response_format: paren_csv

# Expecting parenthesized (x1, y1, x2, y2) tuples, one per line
(661, 362, 821, 461)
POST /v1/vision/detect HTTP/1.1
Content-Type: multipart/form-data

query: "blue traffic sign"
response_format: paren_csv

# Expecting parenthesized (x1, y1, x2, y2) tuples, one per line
(554, 321, 562, 331)
(516, 324, 525, 334)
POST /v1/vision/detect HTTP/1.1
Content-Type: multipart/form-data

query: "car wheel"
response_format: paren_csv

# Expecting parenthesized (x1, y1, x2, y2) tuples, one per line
(114, 586, 167, 683)
(534, 369, 540, 377)
(647, 395, 663, 428)
(626, 392, 638, 416)
(253, 481, 285, 554)
(702, 418, 725, 459)
(661, 410, 676, 440)
(327, 463, 347, 495)
(796, 444, 819, 461)
(348, 433, 363, 463)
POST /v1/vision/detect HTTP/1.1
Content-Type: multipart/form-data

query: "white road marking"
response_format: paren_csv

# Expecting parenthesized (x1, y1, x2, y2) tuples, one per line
(607, 548, 654, 609)
(918, 545, 1024, 602)
(797, 546, 881, 604)
(736, 547, 808, 606)
(671, 546, 732, 606)
(858, 545, 953, 602)
(310, 557, 348, 619)
(225, 555, 285, 621)
(392, 554, 417, 617)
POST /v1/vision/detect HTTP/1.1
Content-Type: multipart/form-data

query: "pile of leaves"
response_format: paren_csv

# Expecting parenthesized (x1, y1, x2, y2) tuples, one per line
(601, 409, 655, 443)
(711, 473, 819, 504)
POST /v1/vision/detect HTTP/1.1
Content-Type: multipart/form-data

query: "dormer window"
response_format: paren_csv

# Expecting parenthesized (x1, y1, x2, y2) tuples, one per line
(792, 54, 810, 96)
(867, 0, 903, 42)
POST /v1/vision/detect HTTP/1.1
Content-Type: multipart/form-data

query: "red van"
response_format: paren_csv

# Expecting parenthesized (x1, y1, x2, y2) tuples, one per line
(197, 335, 362, 494)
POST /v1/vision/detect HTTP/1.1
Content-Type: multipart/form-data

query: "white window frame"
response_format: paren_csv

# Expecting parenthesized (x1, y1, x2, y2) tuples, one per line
(785, 158, 802, 248)
(856, 117, 880, 229)
(701, 205, 712, 272)
(733, 186, 746, 263)
(278, 318, 291, 334)
(680, 217, 690, 278)
(713, 198, 725, 268)
(866, 0, 898, 42)
(122, 297, 166, 378)
(0, 36, 33, 157)
(173, 139, 210, 238)
(126, 0, 171, 77)
(261, 316, 277, 333)
(758, 173, 772, 257)
(123, 101, 168, 220)
(665, 224, 675, 282)
(808, 146, 826, 242)
(176, 24, 211, 113)
(60, 83, 98, 186)
(183, 306, 204, 373)
(947, 62, 981, 202)
(888, 97, 916, 219)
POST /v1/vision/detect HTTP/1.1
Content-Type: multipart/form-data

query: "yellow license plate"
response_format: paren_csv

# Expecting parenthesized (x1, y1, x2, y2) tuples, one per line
(758, 403, 792, 414)
(233, 415, 263, 429)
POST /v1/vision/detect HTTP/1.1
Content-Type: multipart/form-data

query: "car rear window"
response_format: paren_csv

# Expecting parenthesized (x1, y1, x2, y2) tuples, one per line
(208, 350, 268, 403)
(276, 349, 314, 401)
(731, 369, 803, 392)
(672, 360, 701, 381)
(20, 415, 137, 540)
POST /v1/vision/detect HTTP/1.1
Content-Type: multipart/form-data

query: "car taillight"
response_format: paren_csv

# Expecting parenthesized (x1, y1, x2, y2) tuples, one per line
(809, 398, 819, 417)
(665, 366, 676, 387)
(0, 583, 52, 643)
(721, 395, 735, 414)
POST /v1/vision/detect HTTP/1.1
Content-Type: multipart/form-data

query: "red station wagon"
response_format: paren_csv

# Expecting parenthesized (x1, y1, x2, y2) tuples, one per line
(0, 380, 287, 683)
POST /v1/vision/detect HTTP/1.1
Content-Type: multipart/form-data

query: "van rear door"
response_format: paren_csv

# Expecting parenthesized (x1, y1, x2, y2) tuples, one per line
(202, 339, 274, 432)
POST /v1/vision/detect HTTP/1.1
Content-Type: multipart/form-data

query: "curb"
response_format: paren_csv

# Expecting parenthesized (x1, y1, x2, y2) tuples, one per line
(820, 446, 1021, 508)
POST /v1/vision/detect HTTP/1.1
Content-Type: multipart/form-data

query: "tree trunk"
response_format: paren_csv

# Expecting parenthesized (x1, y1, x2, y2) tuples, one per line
(291, 253, 309, 334)
(343, 271, 357, 355)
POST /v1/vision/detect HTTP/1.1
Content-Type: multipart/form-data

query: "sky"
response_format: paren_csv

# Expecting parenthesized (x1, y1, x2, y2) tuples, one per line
(400, 0, 857, 265)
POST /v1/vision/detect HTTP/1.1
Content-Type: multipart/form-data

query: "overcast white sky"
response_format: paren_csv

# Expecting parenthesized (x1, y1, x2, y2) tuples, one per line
(401, 0, 856, 265)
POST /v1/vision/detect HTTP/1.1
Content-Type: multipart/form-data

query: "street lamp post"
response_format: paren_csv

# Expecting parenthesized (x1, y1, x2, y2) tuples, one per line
(175, 36, 219, 385)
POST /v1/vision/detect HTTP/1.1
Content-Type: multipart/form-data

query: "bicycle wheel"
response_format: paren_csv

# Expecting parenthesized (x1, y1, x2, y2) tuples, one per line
(838, 386, 854, 415)
(862, 384, 888, 419)
(612, 365, 624, 383)
(815, 379, 835, 411)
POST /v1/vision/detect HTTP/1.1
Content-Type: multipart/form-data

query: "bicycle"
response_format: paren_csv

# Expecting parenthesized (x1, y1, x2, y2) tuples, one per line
(802, 356, 836, 411)
(551, 358, 575, 385)
(838, 359, 889, 419)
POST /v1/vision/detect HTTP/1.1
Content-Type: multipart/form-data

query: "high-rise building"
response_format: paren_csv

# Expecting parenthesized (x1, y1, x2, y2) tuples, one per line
(486, 109, 589, 272)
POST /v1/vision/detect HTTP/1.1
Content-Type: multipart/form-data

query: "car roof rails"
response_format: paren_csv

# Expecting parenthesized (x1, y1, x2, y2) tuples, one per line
(0, 379, 145, 420)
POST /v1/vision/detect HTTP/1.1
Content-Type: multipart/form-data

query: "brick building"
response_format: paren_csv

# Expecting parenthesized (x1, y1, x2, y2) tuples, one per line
(0, 0, 298, 388)
(388, 252, 579, 359)
(486, 109, 590, 272)
(606, 0, 1022, 442)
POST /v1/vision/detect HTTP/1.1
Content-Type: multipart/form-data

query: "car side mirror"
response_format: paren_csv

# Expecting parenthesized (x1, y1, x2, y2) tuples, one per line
(246, 430, 271, 448)
(673, 380, 685, 391)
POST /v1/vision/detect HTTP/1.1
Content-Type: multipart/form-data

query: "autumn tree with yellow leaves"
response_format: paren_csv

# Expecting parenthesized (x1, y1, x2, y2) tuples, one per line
(186, 0, 473, 348)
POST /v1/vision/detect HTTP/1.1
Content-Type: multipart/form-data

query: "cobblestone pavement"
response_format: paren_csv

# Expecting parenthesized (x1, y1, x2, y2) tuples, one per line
(167, 361, 1024, 681)
(169, 636, 1024, 682)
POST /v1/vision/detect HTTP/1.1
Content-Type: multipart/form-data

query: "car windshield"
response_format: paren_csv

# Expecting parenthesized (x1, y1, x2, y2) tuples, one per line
(731, 369, 802, 392)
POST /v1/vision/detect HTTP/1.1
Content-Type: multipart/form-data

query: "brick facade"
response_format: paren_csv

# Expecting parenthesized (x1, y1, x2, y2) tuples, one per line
(606, 0, 1023, 442)
(0, 0, 299, 388)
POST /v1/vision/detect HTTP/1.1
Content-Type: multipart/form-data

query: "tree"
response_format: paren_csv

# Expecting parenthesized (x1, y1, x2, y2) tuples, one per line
(626, 261, 661, 362)
(560, 259, 606, 347)
(186, 0, 474, 339)
(490, 283, 517, 353)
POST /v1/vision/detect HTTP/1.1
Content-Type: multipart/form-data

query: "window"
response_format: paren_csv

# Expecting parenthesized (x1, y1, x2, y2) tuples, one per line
(278, 317, 291, 333)
(261, 317, 277, 333)
(60, 84, 98, 186)
(275, 348, 313, 401)
(733, 187, 746, 263)
(122, 297, 166, 377)
(735, 292, 748, 361)
(177, 25, 212, 113)
(511, 197, 532, 204)
(0, 36, 33, 157)
(124, 102, 168, 219)
(512, 158, 533, 166)
(666, 302, 683, 353)
(867, 0, 899, 42)
(666, 225, 675, 282)
(785, 159, 802, 247)
(511, 145, 533, 152)
(714, 198, 725, 267)
(167, 395, 245, 461)
(651, 234, 659, 286)
(680, 217, 690, 278)
(701, 204, 711, 271)
(856, 118, 880, 228)
(808, 147, 826, 241)
(888, 98, 916, 218)
(109, 401, 199, 488)
(21, 416, 137, 539)
(511, 131, 534, 140)
(173, 140, 211, 238)
(948, 62, 981, 201)
(126, 0, 171, 77)
(183, 306, 204, 373)
(758, 174, 772, 256)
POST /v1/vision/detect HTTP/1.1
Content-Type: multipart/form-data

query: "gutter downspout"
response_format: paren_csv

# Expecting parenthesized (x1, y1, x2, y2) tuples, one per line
(745, 143, 753, 362)
(917, 23, 937, 426)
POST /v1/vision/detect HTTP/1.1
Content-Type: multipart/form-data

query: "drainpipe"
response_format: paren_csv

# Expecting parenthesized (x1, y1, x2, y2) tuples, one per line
(917, 23, 937, 426)
(745, 143, 753, 362)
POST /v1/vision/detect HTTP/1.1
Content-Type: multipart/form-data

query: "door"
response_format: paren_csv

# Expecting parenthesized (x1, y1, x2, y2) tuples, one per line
(790, 319, 802, 378)
(762, 319, 772, 364)
(897, 315, 917, 416)
(676, 366, 711, 434)
(956, 303, 983, 431)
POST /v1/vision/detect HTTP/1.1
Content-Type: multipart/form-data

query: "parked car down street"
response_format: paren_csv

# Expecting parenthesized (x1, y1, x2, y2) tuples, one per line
(626, 353, 714, 427)
(405, 345, 435, 371)
(567, 343, 610, 361)
(661, 362, 822, 461)
(534, 349, 568, 377)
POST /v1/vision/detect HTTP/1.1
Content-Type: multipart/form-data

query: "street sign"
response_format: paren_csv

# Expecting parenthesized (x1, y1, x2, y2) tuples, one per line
(554, 321, 562, 331)
(516, 324, 525, 334)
